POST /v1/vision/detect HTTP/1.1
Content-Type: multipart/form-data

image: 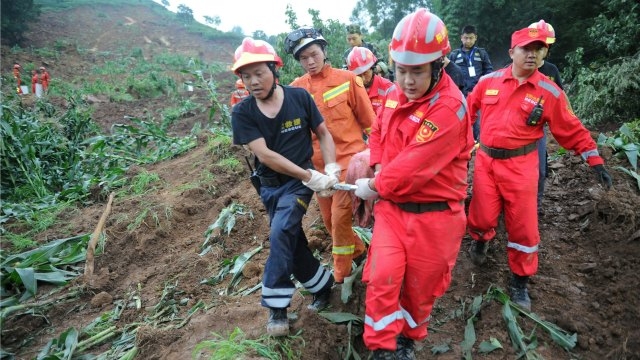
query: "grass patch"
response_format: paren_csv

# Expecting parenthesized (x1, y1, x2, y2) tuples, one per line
(193, 327, 303, 360)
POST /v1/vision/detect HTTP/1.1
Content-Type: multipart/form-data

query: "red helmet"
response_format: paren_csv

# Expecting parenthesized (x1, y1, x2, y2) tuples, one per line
(529, 20, 556, 44)
(235, 78, 245, 89)
(389, 8, 450, 66)
(231, 37, 283, 75)
(39, 66, 46, 71)
(346, 47, 377, 75)
(13, 64, 21, 69)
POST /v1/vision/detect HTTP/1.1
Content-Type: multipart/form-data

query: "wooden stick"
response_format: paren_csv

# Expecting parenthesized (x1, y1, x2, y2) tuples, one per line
(84, 192, 115, 286)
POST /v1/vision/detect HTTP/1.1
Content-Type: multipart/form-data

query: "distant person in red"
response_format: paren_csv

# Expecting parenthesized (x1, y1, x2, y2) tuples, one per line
(13, 63, 22, 94)
(40, 67, 51, 93)
(32, 68, 46, 98)
(229, 78, 250, 108)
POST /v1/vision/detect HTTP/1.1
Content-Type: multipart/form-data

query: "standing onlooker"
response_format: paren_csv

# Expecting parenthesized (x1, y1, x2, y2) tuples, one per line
(448, 25, 493, 140)
(32, 68, 45, 98)
(39, 67, 50, 93)
(13, 63, 23, 94)
(466, 26, 613, 311)
(528, 20, 564, 215)
(343, 24, 393, 81)
(230, 37, 339, 336)
(353, 9, 473, 359)
(229, 78, 250, 108)
(285, 27, 376, 285)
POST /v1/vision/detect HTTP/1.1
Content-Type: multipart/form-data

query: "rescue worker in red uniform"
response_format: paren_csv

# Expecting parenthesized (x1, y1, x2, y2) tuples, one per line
(354, 9, 473, 359)
(229, 78, 250, 108)
(466, 27, 613, 311)
(32, 68, 45, 97)
(346, 46, 396, 116)
(285, 27, 376, 284)
(13, 63, 22, 94)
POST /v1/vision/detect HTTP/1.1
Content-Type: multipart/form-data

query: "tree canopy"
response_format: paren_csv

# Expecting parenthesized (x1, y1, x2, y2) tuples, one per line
(0, 0, 41, 46)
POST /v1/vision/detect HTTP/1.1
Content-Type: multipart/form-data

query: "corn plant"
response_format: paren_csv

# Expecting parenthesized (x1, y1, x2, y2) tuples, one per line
(193, 327, 303, 360)
(201, 203, 253, 254)
(597, 120, 640, 189)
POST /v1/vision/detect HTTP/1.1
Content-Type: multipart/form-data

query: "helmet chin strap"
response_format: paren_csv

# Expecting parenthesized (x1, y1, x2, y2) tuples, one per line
(425, 57, 445, 95)
(263, 62, 280, 100)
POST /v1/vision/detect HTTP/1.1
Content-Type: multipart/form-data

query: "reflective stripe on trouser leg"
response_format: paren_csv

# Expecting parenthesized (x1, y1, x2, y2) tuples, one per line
(362, 200, 465, 350)
(468, 151, 501, 242)
(496, 151, 540, 276)
(260, 181, 325, 308)
(537, 131, 547, 206)
(317, 189, 365, 282)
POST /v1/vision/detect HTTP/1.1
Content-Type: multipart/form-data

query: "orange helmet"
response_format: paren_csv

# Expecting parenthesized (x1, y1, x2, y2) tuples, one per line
(529, 20, 556, 44)
(389, 8, 450, 66)
(13, 64, 21, 69)
(235, 78, 245, 89)
(231, 37, 283, 75)
(346, 47, 377, 75)
(39, 66, 46, 71)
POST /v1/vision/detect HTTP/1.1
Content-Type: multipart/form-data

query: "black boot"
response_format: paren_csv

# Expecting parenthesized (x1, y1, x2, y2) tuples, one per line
(266, 308, 289, 337)
(372, 349, 396, 360)
(396, 335, 415, 360)
(469, 240, 488, 266)
(509, 274, 531, 311)
(308, 275, 334, 311)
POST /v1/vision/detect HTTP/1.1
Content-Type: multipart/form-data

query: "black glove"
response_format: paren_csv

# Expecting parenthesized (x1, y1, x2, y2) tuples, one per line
(592, 164, 612, 189)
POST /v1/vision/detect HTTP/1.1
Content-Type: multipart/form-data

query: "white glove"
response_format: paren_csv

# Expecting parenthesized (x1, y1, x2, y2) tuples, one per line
(355, 178, 379, 200)
(303, 169, 338, 192)
(324, 162, 341, 179)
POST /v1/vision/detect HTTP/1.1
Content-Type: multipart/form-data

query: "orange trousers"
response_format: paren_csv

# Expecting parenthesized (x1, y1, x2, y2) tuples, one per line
(316, 173, 365, 283)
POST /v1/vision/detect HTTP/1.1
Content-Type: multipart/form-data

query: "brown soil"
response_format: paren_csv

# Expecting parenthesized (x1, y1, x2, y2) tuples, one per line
(2, 3, 639, 360)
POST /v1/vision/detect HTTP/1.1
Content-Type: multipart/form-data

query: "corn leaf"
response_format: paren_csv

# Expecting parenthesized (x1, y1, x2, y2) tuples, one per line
(478, 337, 503, 353)
(15, 267, 36, 295)
(340, 260, 363, 304)
(318, 312, 363, 324)
(460, 317, 476, 359)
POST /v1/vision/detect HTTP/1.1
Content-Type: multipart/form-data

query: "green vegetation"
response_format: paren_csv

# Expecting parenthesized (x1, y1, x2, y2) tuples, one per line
(193, 327, 303, 360)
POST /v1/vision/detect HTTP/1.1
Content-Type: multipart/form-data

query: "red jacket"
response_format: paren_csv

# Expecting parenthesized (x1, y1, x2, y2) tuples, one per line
(369, 73, 473, 207)
(467, 65, 603, 166)
(367, 75, 395, 115)
(291, 64, 375, 170)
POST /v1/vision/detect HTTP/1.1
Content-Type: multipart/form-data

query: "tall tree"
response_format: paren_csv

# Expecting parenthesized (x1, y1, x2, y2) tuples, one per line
(176, 4, 194, 24)
(1, 0, 41, 46)
(353, 0, 436, 38)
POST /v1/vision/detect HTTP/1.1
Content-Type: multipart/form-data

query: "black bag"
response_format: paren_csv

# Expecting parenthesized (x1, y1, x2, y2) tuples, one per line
(245, 156, 261, 194)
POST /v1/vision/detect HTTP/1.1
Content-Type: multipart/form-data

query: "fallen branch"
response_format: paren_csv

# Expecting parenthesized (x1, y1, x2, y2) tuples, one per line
(0, 288, 83, 323)
(84, 192, 115, 285)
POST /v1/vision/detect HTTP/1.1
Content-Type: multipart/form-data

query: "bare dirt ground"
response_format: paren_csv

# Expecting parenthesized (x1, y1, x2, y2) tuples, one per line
(2, 3, 639, 360)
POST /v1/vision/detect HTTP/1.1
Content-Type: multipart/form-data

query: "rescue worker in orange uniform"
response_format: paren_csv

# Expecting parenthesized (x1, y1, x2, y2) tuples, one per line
(466, 27, 613, 311)
(346, 46, 396, 116)
(229, 78, 250, 108)
(353, 9, 473, 359)
(40, 66, 50, 93)
(32, 68, 45, 97)
(285, 27, 376, 284)
(13, 63, 23, 94)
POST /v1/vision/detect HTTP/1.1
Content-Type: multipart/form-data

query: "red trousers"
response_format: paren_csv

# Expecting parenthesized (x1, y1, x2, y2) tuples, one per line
(317, 175, 365, 282)
(362, 200, 465, 350)
(467, 150, 540, 276)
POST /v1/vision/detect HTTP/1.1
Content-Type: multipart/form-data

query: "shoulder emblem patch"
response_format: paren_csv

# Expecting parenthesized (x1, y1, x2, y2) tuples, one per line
(416, 120, 439, 143)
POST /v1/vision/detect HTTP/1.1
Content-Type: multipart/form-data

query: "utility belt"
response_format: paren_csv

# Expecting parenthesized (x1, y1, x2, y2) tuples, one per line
(395, 201, 450, 214)
(479, 141, 538, 160)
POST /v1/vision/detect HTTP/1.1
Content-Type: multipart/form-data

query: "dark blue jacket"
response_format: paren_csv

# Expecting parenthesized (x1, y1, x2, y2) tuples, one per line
(449, 45, 493, 96)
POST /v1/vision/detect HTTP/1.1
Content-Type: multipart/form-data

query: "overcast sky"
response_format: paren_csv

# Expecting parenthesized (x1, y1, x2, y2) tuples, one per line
(154, 0, 359, 36)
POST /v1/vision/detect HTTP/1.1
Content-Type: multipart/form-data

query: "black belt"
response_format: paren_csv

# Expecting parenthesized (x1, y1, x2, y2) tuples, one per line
(259, 174, 293, 187)
(396, 201, 450, 213)
(479, 142, 538, 159)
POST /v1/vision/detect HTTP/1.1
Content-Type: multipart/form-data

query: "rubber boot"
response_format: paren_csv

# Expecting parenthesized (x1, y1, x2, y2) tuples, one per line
(396, 335, 416, 360)
(469, 240, 488, 266)
(266, 308, 289, 337)
(372, 349, 396, 360)
(509, 274, 531, 311)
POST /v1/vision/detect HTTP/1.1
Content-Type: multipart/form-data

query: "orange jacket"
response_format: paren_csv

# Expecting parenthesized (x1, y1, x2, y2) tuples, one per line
(229, 89, 249, 107)
(291, 64, 375, 171)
